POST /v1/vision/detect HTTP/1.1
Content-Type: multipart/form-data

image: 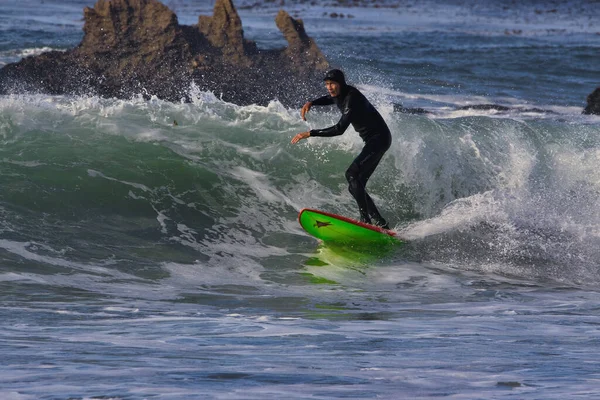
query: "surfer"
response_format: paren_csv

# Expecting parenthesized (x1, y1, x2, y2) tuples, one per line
(292, 69, 391, 229)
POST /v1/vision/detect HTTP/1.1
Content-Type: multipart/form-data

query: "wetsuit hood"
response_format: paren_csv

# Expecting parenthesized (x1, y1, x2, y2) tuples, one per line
(323, 69, 347, 87)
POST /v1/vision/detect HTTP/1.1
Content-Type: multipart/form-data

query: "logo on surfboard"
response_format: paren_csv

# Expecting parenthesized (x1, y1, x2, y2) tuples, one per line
(314, 220, 332, 228)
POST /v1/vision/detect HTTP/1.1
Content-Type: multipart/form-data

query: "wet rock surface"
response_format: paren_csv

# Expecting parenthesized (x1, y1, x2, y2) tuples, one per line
(583, 88, 600, 116)
(0, 0, 329, 106)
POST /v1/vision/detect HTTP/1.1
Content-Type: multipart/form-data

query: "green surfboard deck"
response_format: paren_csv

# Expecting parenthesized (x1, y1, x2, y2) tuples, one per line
(298, 208, 401, 246)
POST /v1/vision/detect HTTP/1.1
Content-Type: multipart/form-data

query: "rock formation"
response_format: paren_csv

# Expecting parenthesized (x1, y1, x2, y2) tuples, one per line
(583, 88, 600, 115)
(0, 0, 329, 106)
(276, 10, 329, 73)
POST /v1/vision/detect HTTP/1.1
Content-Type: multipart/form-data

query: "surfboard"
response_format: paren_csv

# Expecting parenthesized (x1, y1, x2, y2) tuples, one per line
(298, 208, 401, 245)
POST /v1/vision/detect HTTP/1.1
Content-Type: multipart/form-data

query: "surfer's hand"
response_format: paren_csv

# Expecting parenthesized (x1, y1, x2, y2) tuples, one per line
(291, 131, 310, 144)
(300, 102, 312, 121)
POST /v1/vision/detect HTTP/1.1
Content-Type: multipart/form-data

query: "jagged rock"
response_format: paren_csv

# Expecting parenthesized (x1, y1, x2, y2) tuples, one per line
(583, 88, 600, 115)
(75, 0, 194, 100)
(197, 0, 256, 66)
(276, 10, 329, 73)
(0, 0, 329, 106)
(189, 4, 329, 106)
(80, 0, 181, 54)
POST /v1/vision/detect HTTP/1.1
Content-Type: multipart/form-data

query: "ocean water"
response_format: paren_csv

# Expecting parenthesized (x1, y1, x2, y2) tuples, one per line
(2, 0, 600, 399)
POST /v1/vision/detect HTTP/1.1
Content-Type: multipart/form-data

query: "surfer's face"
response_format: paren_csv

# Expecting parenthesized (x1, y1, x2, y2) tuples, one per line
(325, 80, 341, 97)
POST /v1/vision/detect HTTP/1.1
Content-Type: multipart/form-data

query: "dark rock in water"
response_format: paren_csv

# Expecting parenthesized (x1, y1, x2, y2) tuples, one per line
(457, 104, 511, 112)
(583, 88, 600, 115)
(78, 0, 195, 100)
(0, 0, 329, 106)
(393, 103, 429, 115)
(276, 10, 329, 72)
(520, 107, 555, 114)
(496, 381, 522, 388)
(457, 104, 555, 115)
(197, 0, 257, 66)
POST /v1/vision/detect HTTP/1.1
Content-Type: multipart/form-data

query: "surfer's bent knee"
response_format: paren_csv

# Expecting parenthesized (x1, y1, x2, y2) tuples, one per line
(345, 163, 360, 184)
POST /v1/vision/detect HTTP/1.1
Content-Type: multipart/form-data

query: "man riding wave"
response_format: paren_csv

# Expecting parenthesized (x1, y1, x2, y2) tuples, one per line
(291, 69, 392, 229)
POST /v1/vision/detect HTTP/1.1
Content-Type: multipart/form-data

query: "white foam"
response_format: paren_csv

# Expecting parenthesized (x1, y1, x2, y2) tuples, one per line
(0, 47, 65, 67)
(87, 169, 151, 192)
(0, 158, 45, 167)
(399, 191, 503, 240)
(359, 84, 584, 120)
(0, 392, 37, 400)
(229, 166, 288, 204)
(19, 47, 63, 57)
(549, 146, 600, 192)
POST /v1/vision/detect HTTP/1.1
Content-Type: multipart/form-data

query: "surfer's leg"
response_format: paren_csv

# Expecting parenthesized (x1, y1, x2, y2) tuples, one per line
(346, 162, 371, 223)
(364, 193, 389, 229)
(360, 168, 389, 229)
(346, 136, 389, 226)
(346, 135, 390, 228)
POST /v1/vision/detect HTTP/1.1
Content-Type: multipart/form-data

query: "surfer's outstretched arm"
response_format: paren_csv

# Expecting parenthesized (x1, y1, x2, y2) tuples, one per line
(293, 96, 352, 144)
(300, 102, 312, 121)
(301, 96, 335, 121)
(291, 131, 310, 144)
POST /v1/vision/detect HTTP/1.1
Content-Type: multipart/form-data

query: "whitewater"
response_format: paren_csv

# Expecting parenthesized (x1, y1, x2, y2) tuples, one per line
(1, 0, 600, 399)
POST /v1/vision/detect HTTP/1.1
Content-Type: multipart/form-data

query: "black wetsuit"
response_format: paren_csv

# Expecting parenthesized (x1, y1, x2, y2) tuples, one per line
(310, 85, 392, 227)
